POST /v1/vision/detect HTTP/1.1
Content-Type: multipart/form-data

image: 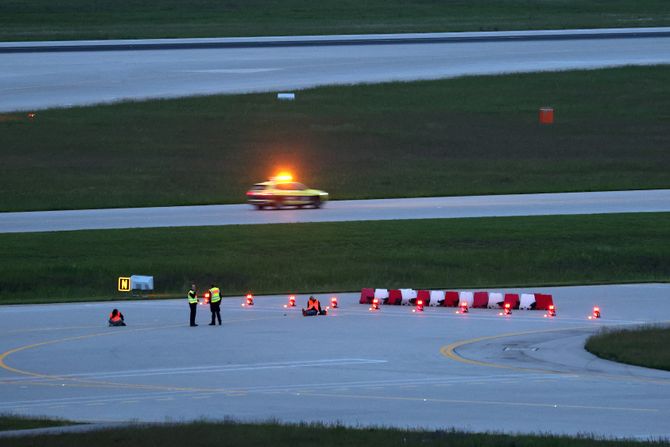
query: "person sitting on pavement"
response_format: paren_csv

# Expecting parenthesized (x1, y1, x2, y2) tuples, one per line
(108, 308, 126, 326)
(302, 296, 327, 316)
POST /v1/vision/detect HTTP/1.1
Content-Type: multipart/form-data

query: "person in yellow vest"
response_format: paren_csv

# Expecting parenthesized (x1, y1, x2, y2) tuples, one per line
(208, 284, 222, 326)
(188, 283, 198, 327)
(108, 308, 126, 326)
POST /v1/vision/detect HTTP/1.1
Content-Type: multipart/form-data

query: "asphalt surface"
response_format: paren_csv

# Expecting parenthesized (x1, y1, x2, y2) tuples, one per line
(1, 284, 669, 439)
(1, 189, 669, 234)
(1, 28, 669, 112)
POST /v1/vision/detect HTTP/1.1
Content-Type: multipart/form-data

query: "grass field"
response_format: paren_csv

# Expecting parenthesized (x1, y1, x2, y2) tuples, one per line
(1, 421, 668, 447)
(2, 66, 669, 212)
(585, 325, 670, 371)
(0, 213, 668, 303)
(0, 414, 74, 432)
(1, 0, 669, 42)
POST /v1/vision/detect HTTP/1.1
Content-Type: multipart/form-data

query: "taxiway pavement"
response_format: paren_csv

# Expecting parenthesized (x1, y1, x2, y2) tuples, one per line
(1, 189, 669, 234)
(1, 284, 669, 438)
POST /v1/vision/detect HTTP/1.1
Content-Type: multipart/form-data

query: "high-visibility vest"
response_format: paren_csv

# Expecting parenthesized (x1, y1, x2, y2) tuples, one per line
(307, 299, 320, 311)
(209, 287, 221, 303)
(188, 289, 197, 304)
(109, 312, 122, 322)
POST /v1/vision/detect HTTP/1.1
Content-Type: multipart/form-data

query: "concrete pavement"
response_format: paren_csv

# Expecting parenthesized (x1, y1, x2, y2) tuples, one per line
(1, 284, 669, 438)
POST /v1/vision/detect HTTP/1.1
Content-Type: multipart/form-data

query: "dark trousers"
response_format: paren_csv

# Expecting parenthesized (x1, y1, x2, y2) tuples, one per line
(189, 302, 197, 325)
(210, 301, 221, 324)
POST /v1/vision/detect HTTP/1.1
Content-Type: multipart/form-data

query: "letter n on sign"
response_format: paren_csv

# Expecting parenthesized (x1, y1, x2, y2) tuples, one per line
(118, 277, 131, 292)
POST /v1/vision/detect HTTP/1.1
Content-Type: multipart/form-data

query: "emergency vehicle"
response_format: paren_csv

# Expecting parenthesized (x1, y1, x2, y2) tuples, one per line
(246, 174, 329, 209)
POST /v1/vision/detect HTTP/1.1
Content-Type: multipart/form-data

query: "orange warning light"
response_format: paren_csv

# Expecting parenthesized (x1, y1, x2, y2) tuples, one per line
(274, 172, 293, 181)
(457, 301, 469, 314)
(245, 293, 254, 306)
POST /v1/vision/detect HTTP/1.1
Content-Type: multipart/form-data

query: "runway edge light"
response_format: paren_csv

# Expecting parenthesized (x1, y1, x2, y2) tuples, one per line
(242, 293, 254, 307)
(544, 304, 556, 318)
(457, 301, 469, 314)
(413, 299, 424, 313)
(500, 302, 512, 316)
(330, 296, 338, 308)
(369, 298, 380, 311)
(284, 295, 296, 308)
(589, 306, 601, 320)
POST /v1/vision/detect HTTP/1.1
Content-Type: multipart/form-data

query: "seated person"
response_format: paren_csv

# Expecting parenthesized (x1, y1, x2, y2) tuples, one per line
(302, 296, 327, 316)
(108, 308, 126, 326)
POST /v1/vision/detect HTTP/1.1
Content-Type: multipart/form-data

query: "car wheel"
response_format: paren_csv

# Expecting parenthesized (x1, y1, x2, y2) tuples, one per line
(274, 198, 283, 209)
(255, 204, 264, 210)
(312, 196, 322, 208)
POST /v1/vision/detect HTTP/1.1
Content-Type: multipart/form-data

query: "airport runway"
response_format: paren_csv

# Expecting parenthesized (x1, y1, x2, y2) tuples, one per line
(1, 189, 669, 234)
(1, 284, 669, 439)
(1, 28, 669, 112)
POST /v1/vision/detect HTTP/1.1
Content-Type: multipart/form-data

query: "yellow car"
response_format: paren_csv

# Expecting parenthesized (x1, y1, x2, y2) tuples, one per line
(246, 176, 329, 209)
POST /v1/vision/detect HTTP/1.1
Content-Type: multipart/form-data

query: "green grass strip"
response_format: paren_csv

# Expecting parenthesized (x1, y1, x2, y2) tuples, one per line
(1, 213, 668, 304)
(585, 325, 670, 371)
(2, 66, 669, 212)
(0, 421, 668, 446)
(0, 414, 74, 432)
(1, 0, 670, 41)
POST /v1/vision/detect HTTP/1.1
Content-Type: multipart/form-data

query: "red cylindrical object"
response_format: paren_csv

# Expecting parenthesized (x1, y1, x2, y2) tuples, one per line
(539, 107, 554, 124)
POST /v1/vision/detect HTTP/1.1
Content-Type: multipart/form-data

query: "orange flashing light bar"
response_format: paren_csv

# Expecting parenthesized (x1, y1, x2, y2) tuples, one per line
(273, 172, 293, 181)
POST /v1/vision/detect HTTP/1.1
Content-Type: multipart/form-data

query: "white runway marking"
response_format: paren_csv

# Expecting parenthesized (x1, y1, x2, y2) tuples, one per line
(0, 373, 568, 410)
(180, 68, 280, 74)
(53, 358, 388, 380)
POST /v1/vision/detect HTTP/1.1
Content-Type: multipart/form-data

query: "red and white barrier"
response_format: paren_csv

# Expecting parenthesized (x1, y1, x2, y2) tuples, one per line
(429, 290, 444, 307)
(534, 293, 554, 310)
(444, 291, 459, 307)
(458, 291, 474, 308)
(360, 288, 374, 304)
(374, 288, 389, 302)
(416, 290, 431, 306)
(400, 289, 417, 305)
(504, 293, 520, 309)
(519, 293, 536, 310)
(360, 288, 553, 312)
(387, 289, 402, 305)
(473, 291, 489, 308)
(488, 292, 504, 309)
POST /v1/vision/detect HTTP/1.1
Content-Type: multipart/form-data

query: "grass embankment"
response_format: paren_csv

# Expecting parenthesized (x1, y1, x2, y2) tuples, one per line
(0, 414, 74, 432)
(2, 66, 669, 212)
(1, 421, 668, 447)
(1, 0, 669, 41)
(0, 213, 668, 304)
(586, 325, 670, 371)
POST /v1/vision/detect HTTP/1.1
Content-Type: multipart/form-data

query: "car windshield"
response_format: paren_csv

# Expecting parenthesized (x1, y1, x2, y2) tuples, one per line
(250, 184, 266, 191)
(276, 182, 307, 191)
